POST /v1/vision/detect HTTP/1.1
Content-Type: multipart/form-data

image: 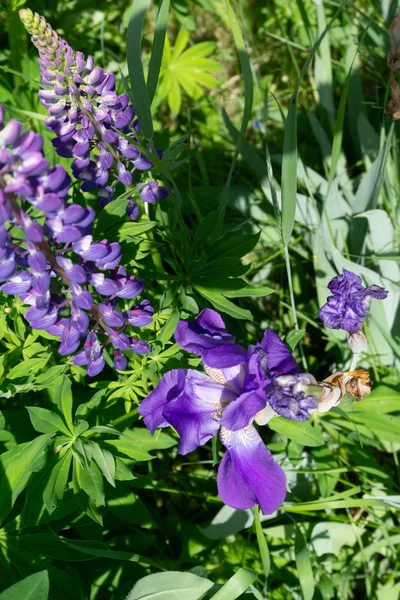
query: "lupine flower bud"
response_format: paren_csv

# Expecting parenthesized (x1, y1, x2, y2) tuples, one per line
(0, 109, 153, 377)
(19, 9, 169, 209)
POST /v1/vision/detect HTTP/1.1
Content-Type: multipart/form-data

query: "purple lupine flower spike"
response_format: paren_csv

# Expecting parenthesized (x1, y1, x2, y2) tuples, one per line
(19, 9, 169, 209)
(318, 269, 388, 333)
(139, 309, 321, 514)
(0, 108, 153, 377)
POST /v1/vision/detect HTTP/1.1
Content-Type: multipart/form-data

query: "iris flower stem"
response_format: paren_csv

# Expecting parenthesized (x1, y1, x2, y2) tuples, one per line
(283, 244, 307, 370)
(253, 505, 270, 590)
(348, 353, 358, 372)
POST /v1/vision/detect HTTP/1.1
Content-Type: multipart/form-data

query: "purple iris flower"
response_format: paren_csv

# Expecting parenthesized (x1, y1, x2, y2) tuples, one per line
(139, 309, 318, 514)
(319, 269, 388, 333)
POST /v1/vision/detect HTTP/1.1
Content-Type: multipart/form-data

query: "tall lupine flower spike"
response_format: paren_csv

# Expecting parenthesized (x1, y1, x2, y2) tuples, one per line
(19, 9, 168, 210)
(139, 309, 322, 514)
(318, 269, 388, 353)
(0, 109, 152, 376)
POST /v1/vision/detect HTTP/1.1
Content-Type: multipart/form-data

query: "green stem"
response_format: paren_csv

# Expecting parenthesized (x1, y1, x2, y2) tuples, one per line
(283, 244, 307, 370)
(254, 505, 270, 590)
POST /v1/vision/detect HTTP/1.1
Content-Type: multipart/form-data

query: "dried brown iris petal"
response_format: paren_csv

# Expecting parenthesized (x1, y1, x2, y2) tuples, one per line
(317, 369, 372, 413)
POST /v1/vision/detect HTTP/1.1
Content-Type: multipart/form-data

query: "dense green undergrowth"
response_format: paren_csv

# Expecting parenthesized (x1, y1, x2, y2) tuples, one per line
(0, 0, 399, 599)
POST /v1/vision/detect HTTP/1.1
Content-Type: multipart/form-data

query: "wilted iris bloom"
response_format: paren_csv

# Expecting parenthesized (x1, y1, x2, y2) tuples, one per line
(319, 269, 388, 334)
(318, 369, 372, 413)
(139, 309, 319, 514)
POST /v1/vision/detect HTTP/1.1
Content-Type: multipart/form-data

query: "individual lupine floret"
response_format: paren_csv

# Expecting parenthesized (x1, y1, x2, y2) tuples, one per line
(0, 108, 152, 376)
(19, 9, 168, 209)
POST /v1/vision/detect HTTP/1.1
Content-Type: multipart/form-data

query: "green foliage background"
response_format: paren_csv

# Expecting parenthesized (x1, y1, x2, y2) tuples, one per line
(0, 0, 399, 598)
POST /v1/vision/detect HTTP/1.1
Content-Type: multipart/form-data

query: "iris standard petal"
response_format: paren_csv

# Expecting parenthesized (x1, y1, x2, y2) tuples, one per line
(217, 426, 286, 514)
(202, 343, 248, 369)
(260, 329, 300, 376)
(174, 308, 235, 356)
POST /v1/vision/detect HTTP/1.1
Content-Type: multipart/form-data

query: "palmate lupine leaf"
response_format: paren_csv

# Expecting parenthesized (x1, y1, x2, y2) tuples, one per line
(157, 28, 219, 116)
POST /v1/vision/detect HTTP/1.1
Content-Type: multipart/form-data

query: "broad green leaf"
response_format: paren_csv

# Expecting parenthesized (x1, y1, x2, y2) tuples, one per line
(201, 505, 254, 539)
(127, 572, 213, 600)
(354, 385, 400, 413)
(295, 528, 315, 600)
(27, 407, 70, 436)
(43, 451, 72, 515)
(0, 434, 51, 525)
(209, 568, 257, 600)
(269, 418, 324, 447)
(0, 571, 49, 600)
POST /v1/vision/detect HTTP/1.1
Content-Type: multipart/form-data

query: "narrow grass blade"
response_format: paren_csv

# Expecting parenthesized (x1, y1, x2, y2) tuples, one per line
(126, 0, 154, 140)
(281, 3, 343, 245)
(147, 0, 170, 105)
(254, 505, 270, 580)
(209, 568, 257, 600)
(218, 0, 253, 213)
(295, 527, 315, 600)
(281, 96, 297, 245)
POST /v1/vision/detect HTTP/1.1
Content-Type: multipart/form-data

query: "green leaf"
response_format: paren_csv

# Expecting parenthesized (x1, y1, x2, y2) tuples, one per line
(0, 434, 52, 525)
(195, 286, 252, 320)
(127, 572, 214, 600)
(118, 221, 158, 240)
(281, 96, 298, 245)
(295, 528, 315, 600)
(43, 451, 72, 515)
(52, 376, 74, 433)
(269, 418, 324, 447)
(27, 407, 70, 436)
(0, 571, 49, 600)
(122, 429, 176, 451)
(208, 568, 257, 600)
(147, 0, 170, 104)
(126, 0, 154, 140)
(158, 309, 180, 344)
(218, 0, 253, 212)
(7, 357, 49, 380)
(285, 329, 306, 351)
(87, 441, 115, 487)
(254, 506, 270, 580)
(354, 385, 400, 414)
(104, 439, 153, 461)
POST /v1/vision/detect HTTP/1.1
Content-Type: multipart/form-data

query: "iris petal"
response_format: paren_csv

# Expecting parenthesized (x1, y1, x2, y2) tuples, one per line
(217, 426, 286, 514)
